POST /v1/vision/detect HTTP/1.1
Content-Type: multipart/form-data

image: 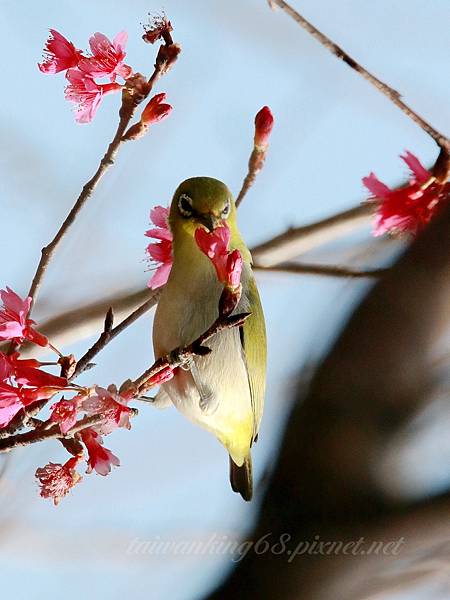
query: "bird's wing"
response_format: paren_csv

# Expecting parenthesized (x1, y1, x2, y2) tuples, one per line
(240, 275, 267, 441)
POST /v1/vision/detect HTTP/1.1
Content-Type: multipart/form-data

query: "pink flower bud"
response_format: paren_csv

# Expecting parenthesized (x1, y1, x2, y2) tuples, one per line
(254, 106, 274, 148)
(145, 365, 175, 388)
(141, 93, 173, 125)
(81, 428, 120, 476)
(226, 249, 243, 290)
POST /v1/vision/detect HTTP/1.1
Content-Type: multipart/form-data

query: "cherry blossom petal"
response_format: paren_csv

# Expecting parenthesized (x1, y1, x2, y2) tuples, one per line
(0, 287, 48, 345)
(362, 173, 391, 198)
(401, 151, 430, 183)
(150, 206, 171, 230)
(38, 29, 82, 74)
(81, 429, 120, 476)
(148, 261, 173, 289)
(145, 206, 173, 289)
(50, 399, 79, 434)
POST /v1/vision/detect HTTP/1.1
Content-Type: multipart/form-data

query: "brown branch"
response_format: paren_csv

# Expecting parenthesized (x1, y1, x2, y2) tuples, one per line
(71, 290, 160, 379)
(27, 100, 136, 314)
(0, 410, 135, 454)
(132, 312, 250, 393)
(25, 39, 179, 318)
(236, 147, 267, 208)
(252, 203, 373, 266)
(254, 261, 389, 279)
(268, 0, 450, 152)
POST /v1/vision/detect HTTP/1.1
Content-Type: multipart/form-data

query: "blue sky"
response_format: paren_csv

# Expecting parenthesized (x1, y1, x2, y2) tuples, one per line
(0, 1, 449, 598)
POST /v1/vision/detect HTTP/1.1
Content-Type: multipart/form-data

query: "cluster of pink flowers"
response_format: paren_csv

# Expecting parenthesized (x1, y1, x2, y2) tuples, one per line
(0, 285, 137, 504)
(37, 384, 134, 504)
(38, 29, 131, 123)
(363, 151, 449, 236)
(38, 26, 174, 130)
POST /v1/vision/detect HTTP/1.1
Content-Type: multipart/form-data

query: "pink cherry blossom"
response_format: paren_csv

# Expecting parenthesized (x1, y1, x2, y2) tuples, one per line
(65, 69, 122, 123)
(78, 31, 132, 82)
(81, 428, 120, 476)
(0, 383, 23, 428)
(80, 385, 131, 435)
(2, 352, 67, 388)
(38, 29, 83, 74)
(50, 398, 80, 435)
(0, 287, 48, 346)
(363, 151, 450, 236)
(145, 206, 173, 289)
(254, 106, 274, 148)
(0, 351, 69, 428)
(21, 386, 66, 406)
(35, 455, 83, 505)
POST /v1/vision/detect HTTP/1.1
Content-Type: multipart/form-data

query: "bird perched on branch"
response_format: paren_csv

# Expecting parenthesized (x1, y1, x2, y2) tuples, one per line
(152, 177, 266, 501)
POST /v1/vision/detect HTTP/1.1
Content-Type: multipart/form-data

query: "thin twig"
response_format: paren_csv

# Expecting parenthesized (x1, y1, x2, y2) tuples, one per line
(251, 203, 373, 266)
(236, 147, 266, 208)
(268, 0, 450, 152)
(254, 261, 389, 278)
(71, 290, 160, 379)
(0, 412, 138, 454)
(27, 101, 136, 314)
(26, 41, 178, 317)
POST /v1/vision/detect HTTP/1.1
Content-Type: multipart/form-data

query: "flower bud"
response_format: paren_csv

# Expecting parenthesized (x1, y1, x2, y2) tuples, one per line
(254, 106, 274, 149)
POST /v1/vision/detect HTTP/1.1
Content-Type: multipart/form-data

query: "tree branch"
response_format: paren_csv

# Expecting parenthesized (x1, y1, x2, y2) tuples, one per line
(254, 261, 388, 279)
(132, 312, 250, 393)
(268, 0, 450, 152)
(0, 411, 138, 453)
(70, 289, 161, 380)
(25, 39, 178, 318)
(251, 203, 373, 266)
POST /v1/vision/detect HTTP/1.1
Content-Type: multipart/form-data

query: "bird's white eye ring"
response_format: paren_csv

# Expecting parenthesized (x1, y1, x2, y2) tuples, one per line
(221, 200, 231, 218)
(178, 194, 193, 217)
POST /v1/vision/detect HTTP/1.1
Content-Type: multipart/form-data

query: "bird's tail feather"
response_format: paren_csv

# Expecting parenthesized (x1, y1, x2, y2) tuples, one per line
(229, 454, 253, 501)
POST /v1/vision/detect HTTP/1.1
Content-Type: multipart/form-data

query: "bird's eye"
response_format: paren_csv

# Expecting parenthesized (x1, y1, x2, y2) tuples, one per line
(221, 200, 231, 218)
(178, 194, 193, 217)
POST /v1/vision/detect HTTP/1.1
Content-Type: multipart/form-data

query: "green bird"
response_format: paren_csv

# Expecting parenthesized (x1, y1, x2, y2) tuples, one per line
(152, 177, 266, 501)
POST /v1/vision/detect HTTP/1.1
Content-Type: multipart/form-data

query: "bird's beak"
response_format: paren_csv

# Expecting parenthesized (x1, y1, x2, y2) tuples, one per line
(198, 213, 222, 232)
